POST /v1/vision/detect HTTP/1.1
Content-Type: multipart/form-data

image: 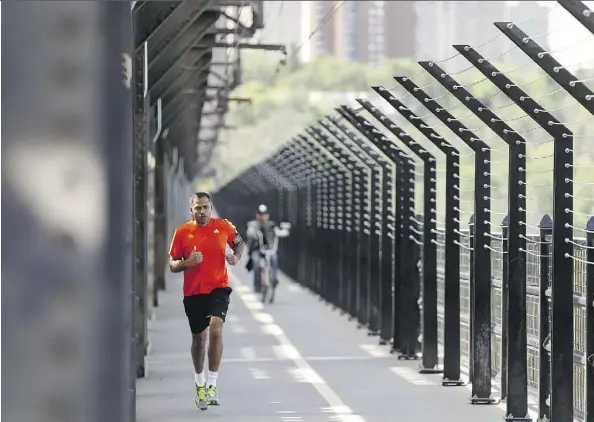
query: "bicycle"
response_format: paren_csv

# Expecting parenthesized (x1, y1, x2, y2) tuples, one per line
(251, 222, 291, 304)
(257, 232, 278, 304)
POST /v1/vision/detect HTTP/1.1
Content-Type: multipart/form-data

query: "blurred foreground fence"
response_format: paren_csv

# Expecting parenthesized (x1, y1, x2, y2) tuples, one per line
(3, 2, 252, 422)
(214, 3, 594, 422)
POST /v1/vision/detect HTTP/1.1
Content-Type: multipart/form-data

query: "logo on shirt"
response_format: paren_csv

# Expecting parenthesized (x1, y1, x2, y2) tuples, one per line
(214, 229, 219, 234)
(188, 234, 194, 239)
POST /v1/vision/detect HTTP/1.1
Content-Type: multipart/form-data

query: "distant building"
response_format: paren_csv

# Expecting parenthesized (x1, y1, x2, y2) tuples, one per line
(258, 1, 554, 68)
(302, 0, 417, 65)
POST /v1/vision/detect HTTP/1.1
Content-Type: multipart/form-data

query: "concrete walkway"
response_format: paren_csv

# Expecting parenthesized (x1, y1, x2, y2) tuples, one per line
(136, 262, 505, 422)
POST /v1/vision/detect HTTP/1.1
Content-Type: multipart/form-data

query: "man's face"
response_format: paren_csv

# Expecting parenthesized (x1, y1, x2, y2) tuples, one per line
(256, 212, 269, 224)
(191, 196, 211, 225)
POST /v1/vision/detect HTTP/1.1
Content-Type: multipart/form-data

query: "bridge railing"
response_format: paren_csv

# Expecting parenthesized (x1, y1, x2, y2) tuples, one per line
(213, 2, 594, 421)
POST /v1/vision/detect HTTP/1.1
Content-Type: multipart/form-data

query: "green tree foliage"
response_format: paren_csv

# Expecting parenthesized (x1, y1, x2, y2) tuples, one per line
(201, 51, 593, 234)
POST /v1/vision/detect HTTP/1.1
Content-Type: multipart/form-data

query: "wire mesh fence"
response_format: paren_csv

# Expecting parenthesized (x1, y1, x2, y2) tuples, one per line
(214, 2, 594, 421)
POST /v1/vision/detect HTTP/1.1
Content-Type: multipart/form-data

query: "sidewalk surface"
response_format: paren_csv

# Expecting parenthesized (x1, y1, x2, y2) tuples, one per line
(136, 262, 505, 422)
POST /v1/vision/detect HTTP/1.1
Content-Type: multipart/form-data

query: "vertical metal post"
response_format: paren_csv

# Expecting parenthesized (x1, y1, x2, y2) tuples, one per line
(337, 108, 405, 347)
(500, 216, 509, 402)
(468, 214, 476, 384)
(133, 37, 149, 381)
(481, 22, 590, 418)
(349, 102, 441, 372)
(327, 115, 386, 336)
(301, 133, 355, 315)
(457, 43, 575, 419)
(538, 215, 553, 421)
(315, 123, 374, 329)
(421, 60, 529, 415)
(373, 87, 464, 385)
(586, 216, 594, 422)
(105, 3, 135, 420)
(103, 3, 135, 420)
(2, 3, 134, 422)
(332, 111, 410, 350)
(331, 113, 415, 356)
(395, 77, 494, 401)
(153, 137, 167, 302)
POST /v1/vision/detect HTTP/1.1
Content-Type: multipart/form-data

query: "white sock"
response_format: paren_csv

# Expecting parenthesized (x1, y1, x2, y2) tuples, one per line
(195, 372, 205, 386)
(207, 370, 218, 387)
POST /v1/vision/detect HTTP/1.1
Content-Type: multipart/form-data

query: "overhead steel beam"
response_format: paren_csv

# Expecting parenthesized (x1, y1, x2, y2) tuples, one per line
(219, 10, 256, 37)
(217, 0, 250, 5)
(134, 1, 179, 49)
(160, 54, 212, 111)
(161, 84, 222, 130)
(147, 10, 219, 88)
(162, 66, 208, 121)
(169, 109, 200, 138)
(145, 1, 208, 57)
(166, 92, 208, 136)
(192, 42, 286, 52)
(149, 36, 214, 104)
(162, 93, 204, 129)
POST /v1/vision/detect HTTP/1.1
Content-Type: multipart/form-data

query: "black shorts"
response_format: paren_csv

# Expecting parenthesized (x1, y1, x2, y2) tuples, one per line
(183, 287, 232, 334)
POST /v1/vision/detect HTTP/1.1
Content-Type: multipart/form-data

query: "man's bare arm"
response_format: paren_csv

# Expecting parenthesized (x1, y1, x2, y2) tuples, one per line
(169, 257, 185, 273)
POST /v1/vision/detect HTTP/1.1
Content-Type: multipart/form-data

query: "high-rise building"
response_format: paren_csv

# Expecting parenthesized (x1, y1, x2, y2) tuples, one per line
(302, 0, 417, 65)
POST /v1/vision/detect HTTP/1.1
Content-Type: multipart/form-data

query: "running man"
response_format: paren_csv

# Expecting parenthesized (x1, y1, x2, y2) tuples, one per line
(168, 192, 244, 410)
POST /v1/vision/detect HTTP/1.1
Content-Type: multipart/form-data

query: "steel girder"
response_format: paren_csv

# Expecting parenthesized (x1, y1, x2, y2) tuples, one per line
(148, 10, 220, 103)
(135, 1, 263, 179)
(134, 1, 180, 49)
(159, 53, 212, 115)
(144, 1, 210, 57)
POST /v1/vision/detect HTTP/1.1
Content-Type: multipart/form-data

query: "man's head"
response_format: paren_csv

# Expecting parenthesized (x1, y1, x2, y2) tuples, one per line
(190, 192, 212, 225)
(256, 204, 269, 224)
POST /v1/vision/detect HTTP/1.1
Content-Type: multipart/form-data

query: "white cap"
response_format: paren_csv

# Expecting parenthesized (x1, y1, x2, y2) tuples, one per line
(258, 204, 268, 214)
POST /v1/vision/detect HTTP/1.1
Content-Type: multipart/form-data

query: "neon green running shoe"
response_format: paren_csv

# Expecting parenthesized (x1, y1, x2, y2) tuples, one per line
(207, 385, 220, 405)
(195, 384, 208, 410)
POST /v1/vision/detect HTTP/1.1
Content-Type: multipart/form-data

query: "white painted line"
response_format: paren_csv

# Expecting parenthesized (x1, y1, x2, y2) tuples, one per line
(390, 367, 438, 386)
(277, 410, 297, 414)
(274, 344, 300, 360)
(262, 323, 284, 336)
(240, 346, 256, 360)
(288, 367, 325, 384)
(223, 357, 276, 363)
(219, 355, 389, 364)
(231, 324, 247, 334)
(230, 271, 367, 422)
(359, 344, 390, 358)
(308, 355, 388, 361)
(249, 367, 270, 380)
(227, 314, 240, 323)
(253, 312, 275, 324)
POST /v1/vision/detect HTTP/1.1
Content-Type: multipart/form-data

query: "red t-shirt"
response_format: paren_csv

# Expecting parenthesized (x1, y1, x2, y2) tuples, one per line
(169, 218, 238, 296)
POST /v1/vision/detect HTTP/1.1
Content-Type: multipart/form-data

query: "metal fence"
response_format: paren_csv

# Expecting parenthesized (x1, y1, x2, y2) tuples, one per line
(213, 2, 594, 422)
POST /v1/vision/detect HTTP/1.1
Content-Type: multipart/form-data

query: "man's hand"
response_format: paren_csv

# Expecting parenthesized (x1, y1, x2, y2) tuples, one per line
(225, 253, 238, 266)
(185, 246, 203, 268)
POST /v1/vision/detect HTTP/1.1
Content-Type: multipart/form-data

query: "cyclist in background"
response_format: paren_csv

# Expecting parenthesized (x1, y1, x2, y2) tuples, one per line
(245, 204, 289, 295)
